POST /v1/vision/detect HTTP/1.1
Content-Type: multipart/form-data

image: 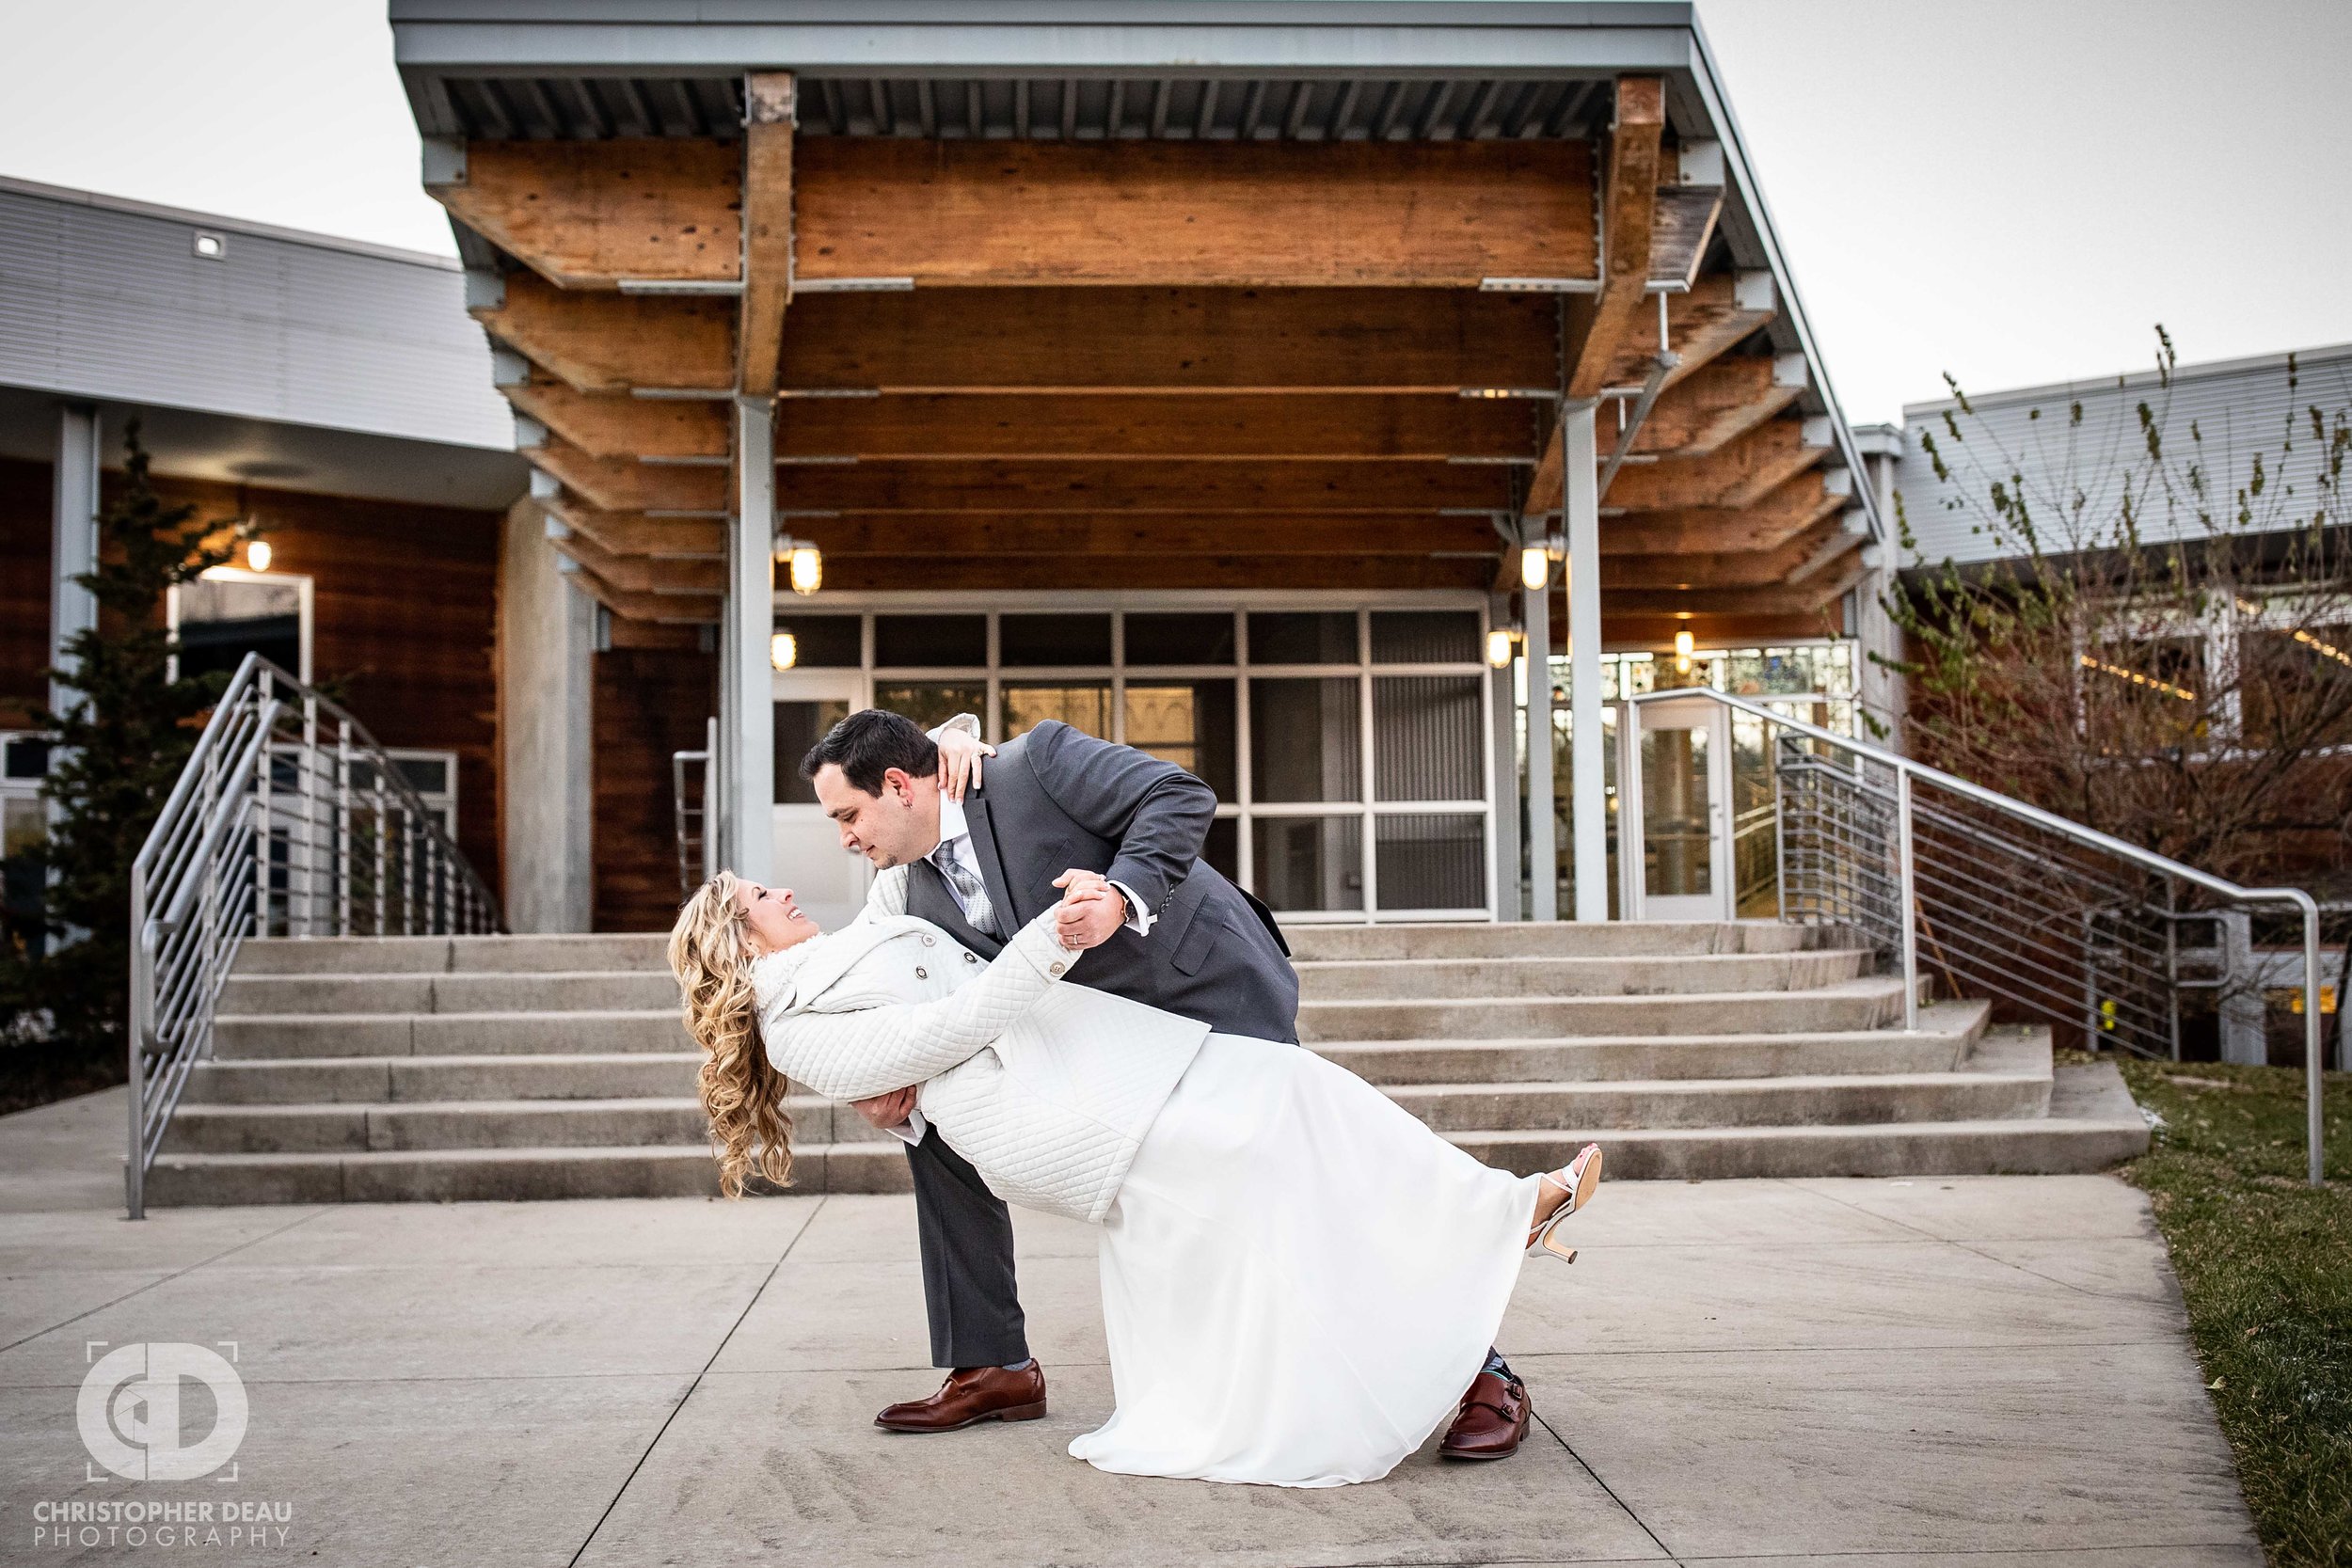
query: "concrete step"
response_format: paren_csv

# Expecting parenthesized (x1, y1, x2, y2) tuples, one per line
(160, 1097, 712, 1154)
(218, 970, 679, 1017)
(1295, 948, 1871, 1001)
(180, 1053, 704, 1104)
(142, 1055, 2137, 1204)
(212, 1009, 690, 1059)
(1315, 1001, 1988, 1083)
(1445, 1059, 2148, 1180)
(1298, 976, 1908, 1042)
(1384, 1031, 2050, 1132)
(1281, 920, 1827, 962)
(233, 934, 670, 974)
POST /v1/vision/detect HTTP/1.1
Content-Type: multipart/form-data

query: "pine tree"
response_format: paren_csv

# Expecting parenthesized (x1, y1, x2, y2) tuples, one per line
(8, 422, 243, 1083)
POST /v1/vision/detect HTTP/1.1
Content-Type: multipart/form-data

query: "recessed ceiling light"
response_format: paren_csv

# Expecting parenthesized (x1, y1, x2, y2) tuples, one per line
(193, 231, 226, 260)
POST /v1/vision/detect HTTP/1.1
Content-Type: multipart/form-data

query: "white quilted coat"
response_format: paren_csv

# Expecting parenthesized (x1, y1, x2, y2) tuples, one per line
(750, 905, 1210, 1224)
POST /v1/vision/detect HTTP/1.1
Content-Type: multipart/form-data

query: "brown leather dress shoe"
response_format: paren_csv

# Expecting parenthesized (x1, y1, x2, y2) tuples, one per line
(874, 1364, 1048, 1433)
(1438, 1370, 1531, 1460)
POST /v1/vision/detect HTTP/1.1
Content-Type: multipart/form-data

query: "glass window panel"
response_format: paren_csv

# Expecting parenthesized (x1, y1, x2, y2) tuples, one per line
(1125, 612, 1235, 666)
(1250, 816, 1362, 911)
(773, 698, 853, 805)
(1641, 722, 1712, 897)
(1373, 675, 1481, 800)
(771, 613, 860, 668)
(1370, 610, 1479, 664)
(874, 684, 987, 735)
(1248, 611, 1357, 665)
(875, 614, 985, 668)
(3, 796, 45, 858)
(1001, 682, 1111, 740)
(176, 574, 303, 684)
(1248, 677, 1361, 802)
(1202, 816, 1239, 883)
(1123, 681, 1237, 799)
(999, 613, 1111, 667)
(1375, 814, 1486, 910)
(392, 756, 450, 795)
(4, 738, 51, 779)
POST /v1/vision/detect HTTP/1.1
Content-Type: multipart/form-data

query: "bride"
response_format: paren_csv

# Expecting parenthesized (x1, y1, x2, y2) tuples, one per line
(667, 870, 1602, 1489)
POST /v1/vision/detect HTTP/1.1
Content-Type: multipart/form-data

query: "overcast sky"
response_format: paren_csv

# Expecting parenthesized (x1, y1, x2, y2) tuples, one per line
(2, 1, 2347, 425)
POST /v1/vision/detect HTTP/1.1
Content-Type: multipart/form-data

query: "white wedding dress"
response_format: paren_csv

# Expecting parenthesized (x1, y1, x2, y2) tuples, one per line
(1065, 1031, 1544, 1488)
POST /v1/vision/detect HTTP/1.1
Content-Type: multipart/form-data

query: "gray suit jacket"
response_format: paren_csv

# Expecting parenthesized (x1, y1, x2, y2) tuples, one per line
(881, 721, 1299, 1043)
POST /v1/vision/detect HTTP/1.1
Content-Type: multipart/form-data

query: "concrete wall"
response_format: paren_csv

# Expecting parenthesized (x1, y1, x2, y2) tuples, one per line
(497, 499, 593, 932)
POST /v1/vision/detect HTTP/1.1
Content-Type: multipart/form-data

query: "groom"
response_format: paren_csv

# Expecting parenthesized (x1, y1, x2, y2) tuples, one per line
(804, 709, 1534, 1460)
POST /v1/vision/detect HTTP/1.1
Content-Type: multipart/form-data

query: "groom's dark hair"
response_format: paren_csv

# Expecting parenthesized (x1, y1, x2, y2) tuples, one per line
(803, 708, 940, 795)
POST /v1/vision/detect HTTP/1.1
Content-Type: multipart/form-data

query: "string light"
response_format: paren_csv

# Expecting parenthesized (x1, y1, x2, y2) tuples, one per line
(2078, 652, 2196, 703)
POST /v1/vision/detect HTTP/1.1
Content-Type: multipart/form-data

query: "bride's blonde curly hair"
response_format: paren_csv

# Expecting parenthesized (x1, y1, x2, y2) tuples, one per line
(667, 871, 795, 1198)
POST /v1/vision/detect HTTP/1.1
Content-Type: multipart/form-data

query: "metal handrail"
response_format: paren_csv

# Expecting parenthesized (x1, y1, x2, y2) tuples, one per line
(1623, 686, 2330, 1186)
(126, 654, 501, 1216)
(673, 746, 709, 899)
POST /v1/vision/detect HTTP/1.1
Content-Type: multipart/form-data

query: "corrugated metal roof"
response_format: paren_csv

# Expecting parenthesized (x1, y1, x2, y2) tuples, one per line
(1893, 341, 2352, 564)
(0, 177, 513, 453)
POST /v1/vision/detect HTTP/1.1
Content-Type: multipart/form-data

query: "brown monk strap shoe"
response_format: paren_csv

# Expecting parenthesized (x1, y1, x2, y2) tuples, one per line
(1438, 1370, 1531, 1460)
(875, 1363, 1048, 1433)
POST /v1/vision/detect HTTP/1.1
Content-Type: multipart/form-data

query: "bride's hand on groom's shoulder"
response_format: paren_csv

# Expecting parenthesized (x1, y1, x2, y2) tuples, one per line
(934, 727, 994, 802)
(1052, 869, 1122, 952)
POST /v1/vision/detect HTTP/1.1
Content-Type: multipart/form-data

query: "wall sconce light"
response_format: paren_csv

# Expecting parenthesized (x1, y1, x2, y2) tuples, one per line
(773, 534, 822, 595)
(246, 538, 273, 573)
(1673, 626, 1695, 676)
(1486, 626, 1519, 669)
(770, 630, 798, 671)
(1518, 531, 1564, 592)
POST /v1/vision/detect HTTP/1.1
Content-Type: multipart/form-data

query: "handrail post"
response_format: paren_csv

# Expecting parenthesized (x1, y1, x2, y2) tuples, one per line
(2296, 894, 2324, 1188)
(1896, 765, 1919, 1032)
(126, 869, 150, 1220)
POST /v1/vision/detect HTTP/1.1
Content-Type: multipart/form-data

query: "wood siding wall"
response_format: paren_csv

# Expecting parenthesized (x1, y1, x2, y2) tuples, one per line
(0, 460, 53, 729)
(592, 643, 714, 931)
(0, 458, 505, 891)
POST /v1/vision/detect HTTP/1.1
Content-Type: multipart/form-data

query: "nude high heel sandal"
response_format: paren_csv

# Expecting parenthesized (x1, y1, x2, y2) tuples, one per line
(1526, 1144, 1603, 1263)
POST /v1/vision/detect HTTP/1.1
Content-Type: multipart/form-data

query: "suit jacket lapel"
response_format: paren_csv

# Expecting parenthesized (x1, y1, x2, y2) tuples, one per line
(961, 790, 1021, 929)
(909, 856, 1003, 958)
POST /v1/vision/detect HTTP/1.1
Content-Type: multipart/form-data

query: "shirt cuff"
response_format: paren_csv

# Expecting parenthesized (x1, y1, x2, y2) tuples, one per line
(1107, 879, 1154, 936)
(885, 1107, 930, 1148)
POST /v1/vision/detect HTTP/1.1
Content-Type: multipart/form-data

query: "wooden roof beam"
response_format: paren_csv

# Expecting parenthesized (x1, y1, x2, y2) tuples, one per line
(1631, 354, 1806, 459)
(821, 554, 1499, 594)
(557, 560, 723, 626)
(769, 458, 1514, 514)
(788, 513, 1495, 557)
(476, 276, 733, 392)
(737, 73, 795, 397)
(541, 495, 726, 559)
(1599, 267, 1777, 392)
(774, 392, 1541, 462)
(1564, 76, 1666, 401)
(1604, 417, 1828, 514)
(506, 383, 727, 460)
(1598, 470, 1843, 557)
(528, 436, 727, 514)
(1601, 515, 1851, 591)
(432, 135, 1597, 291)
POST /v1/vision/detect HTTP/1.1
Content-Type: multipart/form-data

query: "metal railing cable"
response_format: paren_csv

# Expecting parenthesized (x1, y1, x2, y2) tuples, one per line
(1621, 687, 2331, 1187)
(126, 655, 501, 1216)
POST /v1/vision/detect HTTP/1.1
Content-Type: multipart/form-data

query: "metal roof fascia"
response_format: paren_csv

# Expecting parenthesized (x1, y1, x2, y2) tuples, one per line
(390, 4, 1697, 76)
(1899, 339, 2352, 421)
(0, 174, 459, 273)
(1679, 16, 1883, 549)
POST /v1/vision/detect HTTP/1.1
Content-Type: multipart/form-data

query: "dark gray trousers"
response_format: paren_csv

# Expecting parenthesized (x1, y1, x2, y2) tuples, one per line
(906, 1126, 1028, 1369)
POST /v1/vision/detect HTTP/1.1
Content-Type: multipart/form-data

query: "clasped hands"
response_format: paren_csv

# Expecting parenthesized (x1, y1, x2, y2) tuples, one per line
(849, 866, 1122, 1132)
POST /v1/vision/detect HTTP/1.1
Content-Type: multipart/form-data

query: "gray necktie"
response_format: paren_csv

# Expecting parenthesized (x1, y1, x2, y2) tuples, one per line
(933, 845, 999, 938)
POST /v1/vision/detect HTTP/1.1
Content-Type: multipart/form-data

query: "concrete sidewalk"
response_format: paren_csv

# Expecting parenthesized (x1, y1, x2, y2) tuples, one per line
(1, 1090, 2259, 1566)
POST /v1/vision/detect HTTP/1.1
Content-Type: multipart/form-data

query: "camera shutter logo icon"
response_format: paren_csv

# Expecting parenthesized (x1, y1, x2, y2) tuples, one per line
(77, 1343, 248, 1481)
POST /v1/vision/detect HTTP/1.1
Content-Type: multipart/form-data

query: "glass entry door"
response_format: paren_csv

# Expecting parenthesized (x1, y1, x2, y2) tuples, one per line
(770, 671, 867, 931)
(1623, 695, 1732, 922)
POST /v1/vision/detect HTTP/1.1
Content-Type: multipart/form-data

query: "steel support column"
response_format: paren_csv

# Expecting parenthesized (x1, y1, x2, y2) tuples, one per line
(726, 397, 776, 882)
(1563, 400, 1607, 922)
(1524, 565, 1556, 923)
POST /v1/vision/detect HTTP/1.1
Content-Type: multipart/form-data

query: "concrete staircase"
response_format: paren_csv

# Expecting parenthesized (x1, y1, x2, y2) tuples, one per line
(143, 922, 2149, 1205)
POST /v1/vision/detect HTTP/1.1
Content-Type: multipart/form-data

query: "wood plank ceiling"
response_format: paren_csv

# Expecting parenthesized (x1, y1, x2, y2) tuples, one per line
(428, 73, 1866, 645)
